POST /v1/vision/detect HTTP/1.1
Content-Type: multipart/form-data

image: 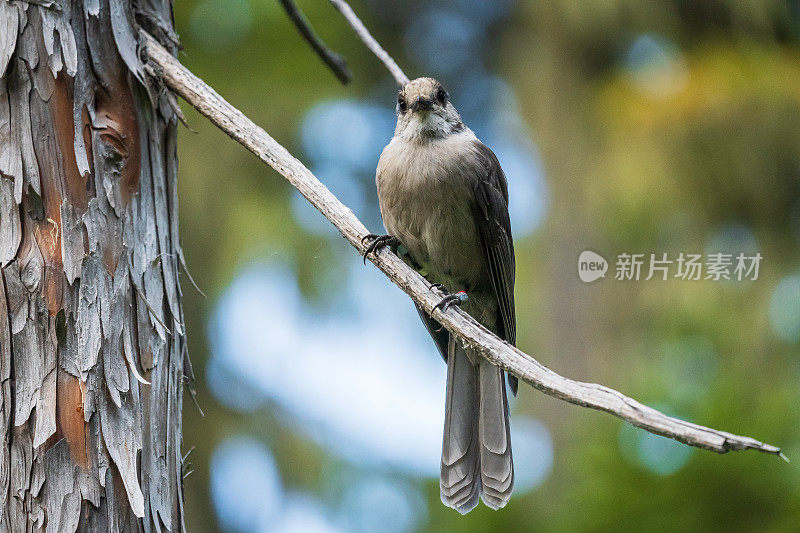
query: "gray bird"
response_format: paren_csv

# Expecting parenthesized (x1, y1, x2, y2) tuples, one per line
(364, 77, 517, 513)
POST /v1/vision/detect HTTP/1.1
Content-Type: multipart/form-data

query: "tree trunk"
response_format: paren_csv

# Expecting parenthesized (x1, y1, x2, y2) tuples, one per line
(0, 0, 187, 530)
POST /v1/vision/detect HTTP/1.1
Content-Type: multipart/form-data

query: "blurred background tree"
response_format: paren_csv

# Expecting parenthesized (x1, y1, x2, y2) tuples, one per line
(172, 0, 800, 531)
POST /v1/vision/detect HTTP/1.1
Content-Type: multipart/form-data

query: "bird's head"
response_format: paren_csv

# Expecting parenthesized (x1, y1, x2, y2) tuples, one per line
(394, 77, 464, 141)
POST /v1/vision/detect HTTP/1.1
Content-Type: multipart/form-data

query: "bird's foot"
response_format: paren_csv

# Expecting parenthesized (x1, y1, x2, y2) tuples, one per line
(429, 283, 446, 292)
(361, 234, 400, 264)
(433, 290, 468, 313)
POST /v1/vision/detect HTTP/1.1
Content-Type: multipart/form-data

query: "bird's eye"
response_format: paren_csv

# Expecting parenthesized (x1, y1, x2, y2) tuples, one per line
(436, 87, 448, 104)
(397, 94, 407, 112)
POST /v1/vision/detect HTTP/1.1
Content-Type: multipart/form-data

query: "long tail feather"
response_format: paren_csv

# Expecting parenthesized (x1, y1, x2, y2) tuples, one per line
(440, 336, 513, 513)
(478, 360, 513, 509)
(440, 336, 480, 514)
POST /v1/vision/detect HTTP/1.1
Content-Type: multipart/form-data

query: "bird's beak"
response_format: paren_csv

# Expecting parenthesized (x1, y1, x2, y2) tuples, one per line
(411, 97, 433, 112)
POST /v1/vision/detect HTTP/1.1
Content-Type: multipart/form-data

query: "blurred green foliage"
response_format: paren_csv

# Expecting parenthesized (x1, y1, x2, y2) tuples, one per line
(172, 0, 800, 531)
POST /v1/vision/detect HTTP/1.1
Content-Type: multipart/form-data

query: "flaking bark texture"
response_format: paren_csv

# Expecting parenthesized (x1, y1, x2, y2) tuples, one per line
(0, 0, 188, 531)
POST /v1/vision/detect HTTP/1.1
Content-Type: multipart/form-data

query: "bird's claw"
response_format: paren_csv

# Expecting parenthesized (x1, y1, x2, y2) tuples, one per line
(433, 291, 468, 313)
(361, 233, 380, 245)
(362, 234, 400, 264)
(429, 283, 446, 292)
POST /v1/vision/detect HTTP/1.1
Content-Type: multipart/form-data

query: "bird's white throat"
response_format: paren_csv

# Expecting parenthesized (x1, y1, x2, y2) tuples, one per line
(396, 109, 464, 141)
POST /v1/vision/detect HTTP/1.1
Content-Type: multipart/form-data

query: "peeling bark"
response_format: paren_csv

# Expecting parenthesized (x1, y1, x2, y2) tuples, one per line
(0, 1, 187, 531)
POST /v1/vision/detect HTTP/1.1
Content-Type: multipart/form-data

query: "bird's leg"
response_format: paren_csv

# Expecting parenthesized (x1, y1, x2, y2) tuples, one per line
(432, 288, 468, 313)
(361, 233, 401, 264)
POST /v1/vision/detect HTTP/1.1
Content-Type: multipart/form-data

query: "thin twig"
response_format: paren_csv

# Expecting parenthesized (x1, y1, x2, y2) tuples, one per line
(327, 0, 409, 86)
(140, 31, 785, 461)
(277, 0, 351, 85)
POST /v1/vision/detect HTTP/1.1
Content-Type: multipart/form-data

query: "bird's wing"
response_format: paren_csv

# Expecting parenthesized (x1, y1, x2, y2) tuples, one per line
(416, 304, 449, 362)
(471, 141, 517, 393)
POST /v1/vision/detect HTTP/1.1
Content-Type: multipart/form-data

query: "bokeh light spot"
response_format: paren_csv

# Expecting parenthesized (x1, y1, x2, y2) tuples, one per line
(511, 417, 554, 492)
(625, 34, 688, 98)
(339, 476, 426, 533)
(706, 223, 759, 255)
(769, 273, 800, 343)
(206, 356, 267, 412)
(490, 140, 549, 238)
(301, 100, 394, 172)
(211, 437, 282, 532)
(619, 406, 694, 475)
(273, 495, 344, 533)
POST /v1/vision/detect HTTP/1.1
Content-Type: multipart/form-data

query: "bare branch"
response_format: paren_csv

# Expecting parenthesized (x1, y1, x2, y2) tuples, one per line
(140, 32, 785, 461)
(327, 0, 410, 86)
(277, 0, 351, 85)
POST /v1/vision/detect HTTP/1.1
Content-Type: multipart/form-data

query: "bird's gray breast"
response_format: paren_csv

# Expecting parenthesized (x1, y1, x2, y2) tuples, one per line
(376, 131, 486, 289)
